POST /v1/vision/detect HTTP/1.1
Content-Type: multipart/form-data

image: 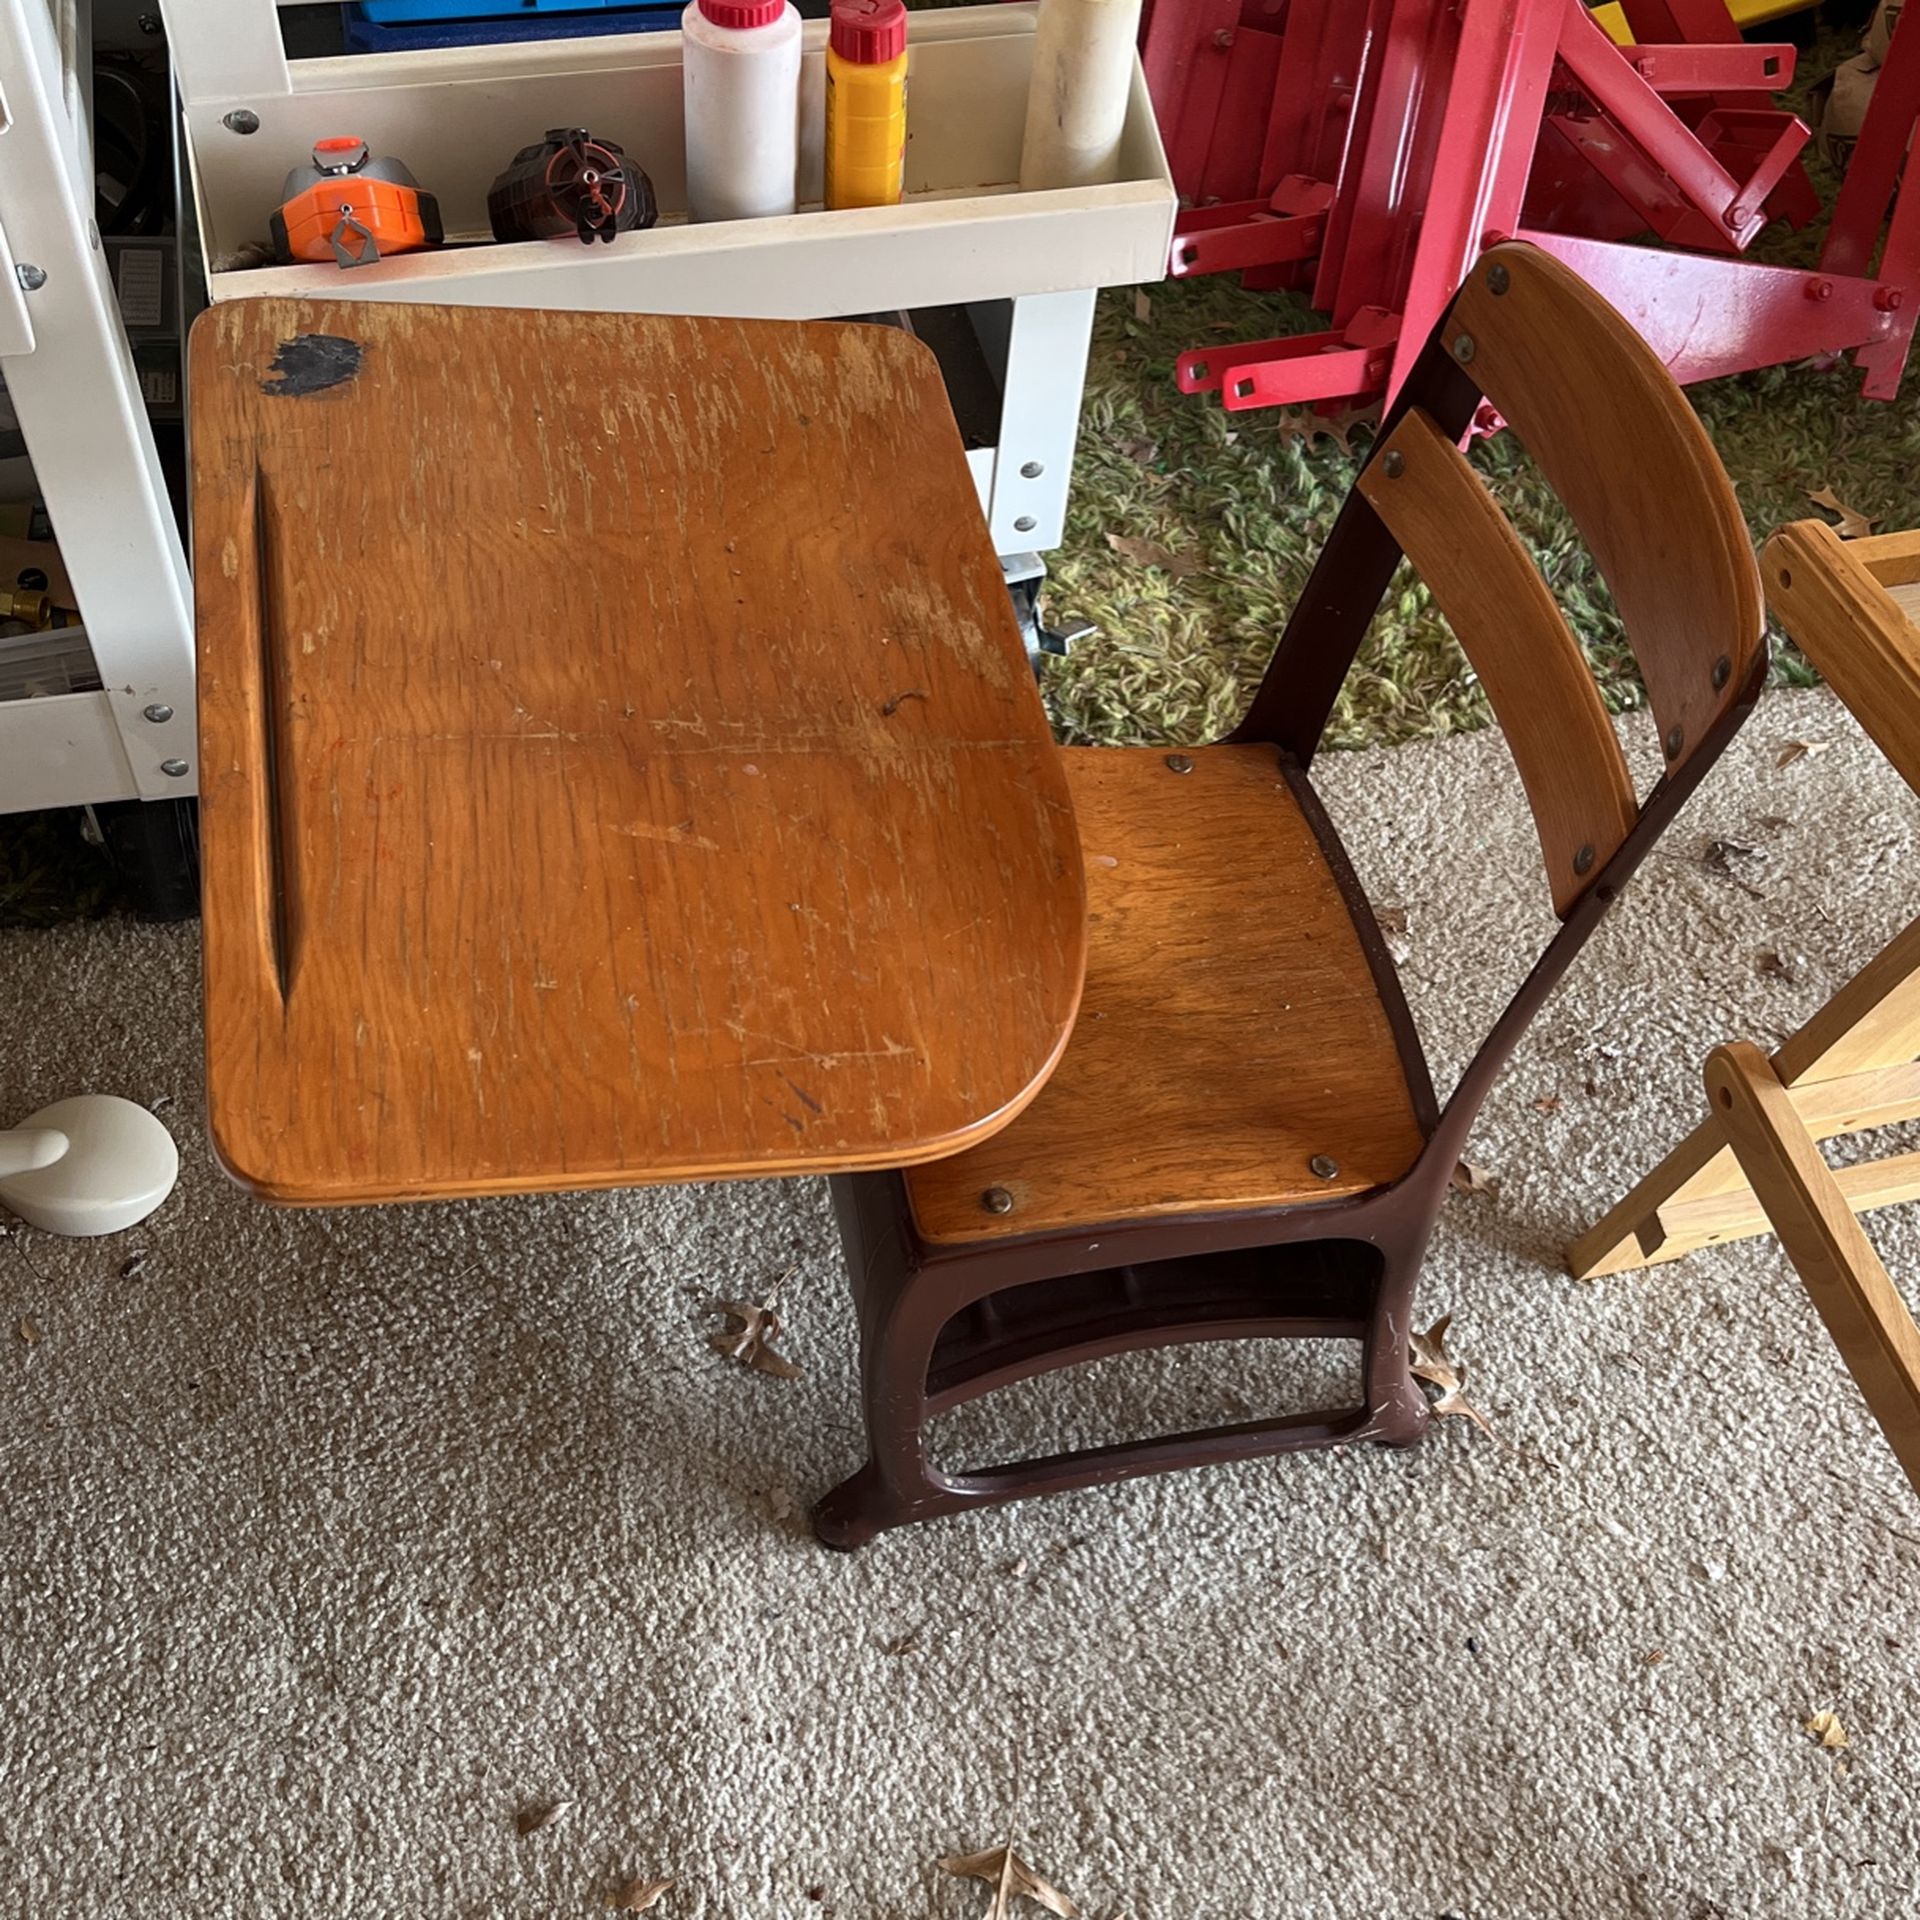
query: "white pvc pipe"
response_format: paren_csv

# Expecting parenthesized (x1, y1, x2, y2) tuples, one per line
(1018, 0, 1143, 190)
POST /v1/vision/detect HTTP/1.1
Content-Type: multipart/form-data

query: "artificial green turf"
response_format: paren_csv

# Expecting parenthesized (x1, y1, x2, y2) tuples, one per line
(1041, 20, 1911, 747)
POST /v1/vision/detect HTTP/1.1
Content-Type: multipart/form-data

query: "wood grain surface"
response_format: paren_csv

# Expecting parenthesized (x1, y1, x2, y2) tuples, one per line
(1848, 527, 1920, 588)
(191, 299, 1084, 1204)
(1765, 519, 1920, 799)
(1454, 244, 1765, 769)
(1357, 405, 1636, 916)
(904, 744, 1427, 1245)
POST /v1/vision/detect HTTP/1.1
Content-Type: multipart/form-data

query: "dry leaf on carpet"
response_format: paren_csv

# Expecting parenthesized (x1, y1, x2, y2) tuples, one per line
(1805, 1710, 1849, 1750)
(1776, 739, 1830, 768)
(1409, 1314, 1495, 1436)
(516, 1800, 571, 1836)
(1532, 1095, 1562, 1115)
(711, 1299, 801, 1379)
(1103, 532, 1202, 577)
(1758, 949, 1800, 984)
(1270, 403, 1377, 452)
(1450, 1159, 1497, 1196)
(608, 1875, 674, 1910)
(1408, 1315, 1460, 1388)
(17, 1314, 39, 1345)
(1806, 487, 1878, 539)
(1701, 838, 1766, 897)
(1374, 903, 1413, 964)
(940, 1845, 1081, 1920)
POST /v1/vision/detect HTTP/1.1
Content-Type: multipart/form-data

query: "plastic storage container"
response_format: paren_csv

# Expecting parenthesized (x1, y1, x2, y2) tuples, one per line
(359, 0, 637, 16)
(825, 0, 908, 210)
(346, 6, 679, 52)
(682, 0, 804, 222)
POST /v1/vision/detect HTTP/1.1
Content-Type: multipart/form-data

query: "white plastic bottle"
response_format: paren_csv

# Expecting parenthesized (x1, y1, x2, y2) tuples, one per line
(682, 0, 804, 224)
(1018, 0, 1144, 191)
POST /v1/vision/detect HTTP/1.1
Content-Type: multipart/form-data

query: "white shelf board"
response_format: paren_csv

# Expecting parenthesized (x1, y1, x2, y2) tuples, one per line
(187, 7, 1174, 319)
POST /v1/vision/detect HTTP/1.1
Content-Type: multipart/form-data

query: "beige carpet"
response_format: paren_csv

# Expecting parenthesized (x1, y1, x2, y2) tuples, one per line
(5, 685, 1920, 1919)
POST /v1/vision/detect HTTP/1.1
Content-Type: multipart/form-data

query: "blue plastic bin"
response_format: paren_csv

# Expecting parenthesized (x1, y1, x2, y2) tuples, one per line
(344, 2, 680, 49)
(359, 0, 638, 18)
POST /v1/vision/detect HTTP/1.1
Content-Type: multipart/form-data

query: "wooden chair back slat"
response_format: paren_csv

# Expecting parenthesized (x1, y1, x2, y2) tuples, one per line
(1357, 405, 1636, 916)
(1451, 246, 1765, 770)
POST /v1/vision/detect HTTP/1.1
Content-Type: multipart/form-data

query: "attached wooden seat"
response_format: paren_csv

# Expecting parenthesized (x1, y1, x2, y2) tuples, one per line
(905, 744, 1427, 1245)
(813, 242, 1769, 1550)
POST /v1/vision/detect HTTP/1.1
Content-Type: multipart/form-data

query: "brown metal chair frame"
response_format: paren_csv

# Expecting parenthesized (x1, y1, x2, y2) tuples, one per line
(813, 244, 1768, 1548)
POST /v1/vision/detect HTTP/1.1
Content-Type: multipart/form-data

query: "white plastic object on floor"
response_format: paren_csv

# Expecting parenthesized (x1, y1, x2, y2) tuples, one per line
(1018, 0, 1144, 190)
(682, 0, 805, 223)
(0, 1095, 179, 1236)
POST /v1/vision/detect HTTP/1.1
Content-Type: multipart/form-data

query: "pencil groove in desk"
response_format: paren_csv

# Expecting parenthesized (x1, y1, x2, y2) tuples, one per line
(246, 463, 303, 1008)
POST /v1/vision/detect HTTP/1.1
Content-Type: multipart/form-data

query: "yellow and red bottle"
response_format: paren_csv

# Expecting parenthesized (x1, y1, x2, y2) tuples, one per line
(824, 0, 908, 211)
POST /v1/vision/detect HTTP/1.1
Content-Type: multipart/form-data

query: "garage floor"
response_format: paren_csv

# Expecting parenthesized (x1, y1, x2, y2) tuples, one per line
(5, 684, 1917, 1918)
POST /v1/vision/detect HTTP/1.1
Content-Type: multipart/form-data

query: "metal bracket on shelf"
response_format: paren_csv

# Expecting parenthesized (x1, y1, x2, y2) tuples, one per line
(979, 289, 1097, 557)
(0, 215, 38, 357)
(0, 0, 196, 810)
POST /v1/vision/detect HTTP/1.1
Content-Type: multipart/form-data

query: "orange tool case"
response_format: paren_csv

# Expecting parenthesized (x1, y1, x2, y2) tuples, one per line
(270, 137, 444, 267)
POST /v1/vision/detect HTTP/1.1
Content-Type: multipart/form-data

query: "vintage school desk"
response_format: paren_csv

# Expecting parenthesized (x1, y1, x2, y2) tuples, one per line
(189, 301, 1084, 1205)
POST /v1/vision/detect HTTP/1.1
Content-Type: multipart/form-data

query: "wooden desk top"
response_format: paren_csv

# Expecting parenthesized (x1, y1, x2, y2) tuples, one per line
(190, 300, 1084, 1205)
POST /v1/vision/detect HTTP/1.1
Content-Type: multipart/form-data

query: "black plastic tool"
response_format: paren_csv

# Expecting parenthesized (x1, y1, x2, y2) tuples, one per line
(487, 128, 656, 245)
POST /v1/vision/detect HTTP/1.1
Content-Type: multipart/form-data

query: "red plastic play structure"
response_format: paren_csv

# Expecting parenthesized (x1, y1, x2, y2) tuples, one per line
(1142, 0, 1920, 416)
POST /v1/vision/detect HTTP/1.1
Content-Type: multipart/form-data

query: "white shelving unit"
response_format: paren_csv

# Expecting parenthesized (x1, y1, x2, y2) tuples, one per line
(0, 0, 197, 814)
(164, 0, 1174, 555)
(0, 0, 1172, 824)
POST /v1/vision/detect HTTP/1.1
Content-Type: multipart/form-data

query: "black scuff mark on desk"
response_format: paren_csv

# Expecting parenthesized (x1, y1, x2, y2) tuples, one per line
(261, 334, 363, 397)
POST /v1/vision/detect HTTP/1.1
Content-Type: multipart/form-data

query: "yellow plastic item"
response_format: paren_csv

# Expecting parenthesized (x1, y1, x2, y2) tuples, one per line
(1591, 0, 1812, 43)
(825, 0, 908, 211)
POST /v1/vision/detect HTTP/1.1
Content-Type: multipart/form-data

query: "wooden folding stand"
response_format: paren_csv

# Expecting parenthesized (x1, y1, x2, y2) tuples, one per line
(1706, 1040, 1920, 1495)
(1569, 517, 1920, 1491)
